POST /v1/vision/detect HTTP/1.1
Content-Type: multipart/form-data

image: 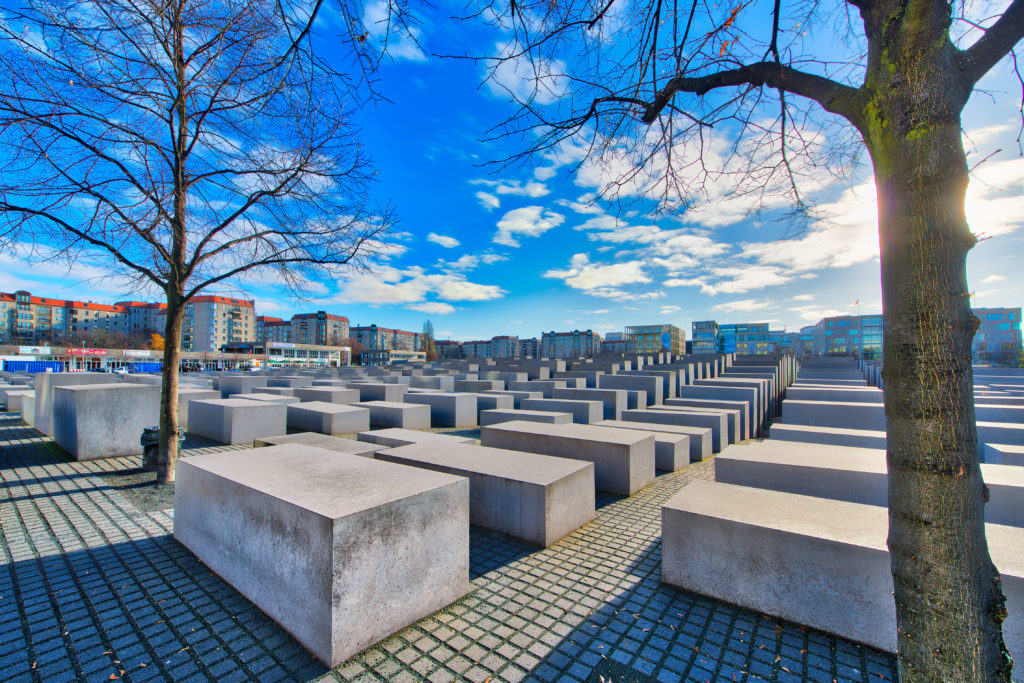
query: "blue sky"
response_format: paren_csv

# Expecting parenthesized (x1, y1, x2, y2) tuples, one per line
(2, 0, 1023, 342)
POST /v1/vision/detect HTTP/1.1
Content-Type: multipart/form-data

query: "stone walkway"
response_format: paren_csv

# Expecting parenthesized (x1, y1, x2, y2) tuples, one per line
(0, 411, 898, 682)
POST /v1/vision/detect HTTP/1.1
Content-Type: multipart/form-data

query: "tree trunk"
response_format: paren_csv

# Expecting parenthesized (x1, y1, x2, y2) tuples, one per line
(871, 120, 1012, 680)
(157, 292, 185, 484)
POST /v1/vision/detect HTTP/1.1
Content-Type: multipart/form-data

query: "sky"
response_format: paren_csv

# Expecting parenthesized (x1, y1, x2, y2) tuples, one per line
(2, 0, 1023, 342)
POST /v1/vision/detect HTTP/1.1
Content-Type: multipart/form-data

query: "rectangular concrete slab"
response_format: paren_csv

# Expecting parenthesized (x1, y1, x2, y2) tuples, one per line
(985, 443, 1024, 466)
(353, 401, 431, 429)
(621, 408, 727, 453)
(286, 402, 371, 435)
(403, 392, 478, 428)
(376, 442, 595, 547)
(357, 428, 475, 448)
(597, 374, 663, 406)
(254, 432, 385, 457)
(480, 409, 573, 426)
(231, 392, 301, 405)
(294, 387, 361, 405)
(664, 397, 752, 440)
(174, 446, 470, 667)
(187, 398, 288, 445)
(53, 384, 159, 460)
(348, 383, 407, 402)
(661, 479, 1023, 661)
(650, 405, 741, 445)
(33, 373, 113, 436)
(218, 375, 269, 398)
(480, 421, 655, 495)
(520, 398, 602, 425)
(479, 389, 543, 409)
(551, 388, 627, 421)
(594, 419, 711, 462)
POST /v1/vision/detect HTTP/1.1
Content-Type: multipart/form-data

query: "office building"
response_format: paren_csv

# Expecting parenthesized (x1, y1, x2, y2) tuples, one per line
(691, 320, 720, 354)
(812, 315, 883, 359)
(626, 324, 684, 355)
(973, 307, 1023, 365)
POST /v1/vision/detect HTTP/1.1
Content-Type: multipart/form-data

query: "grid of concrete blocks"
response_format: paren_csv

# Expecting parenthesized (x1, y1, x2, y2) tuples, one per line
(2, 350, 1020, 680)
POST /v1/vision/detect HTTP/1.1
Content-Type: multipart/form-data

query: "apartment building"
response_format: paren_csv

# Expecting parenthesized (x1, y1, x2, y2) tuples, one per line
(290, 312, 350, 346)
(117, 301, 166, 336)
(973, 307, 1023, 364)
(256, 316, 284, 342)
(0, 290, 134, 343)
(435, 340, 463, 359)
(160, 296, 256, 352)
(519, 338, 540, 358)
(540, 329, 601, 359)
(625, 324, 684, 355)
(462, 340, 491, 359)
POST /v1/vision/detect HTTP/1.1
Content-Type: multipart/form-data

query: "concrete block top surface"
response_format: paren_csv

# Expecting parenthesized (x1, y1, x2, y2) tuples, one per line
(667, 479, 887, 548)
(289, 401, 367, 413)
(181, 445, 465, 518)
(354, 401, 418, 409)
(253, 433, 384, 454)
(56, 382, 149, 393)
(357, 428, 474, 444)
(484, 420, 652, 446)
(191, 398, 273, 408)
(379, 442, 593, 485)
(723, 444, 886, 474)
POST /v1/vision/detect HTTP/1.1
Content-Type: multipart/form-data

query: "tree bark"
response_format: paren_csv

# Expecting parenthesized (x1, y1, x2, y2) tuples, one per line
(869, 112, 1012, 683)
(157, 290, 185, 484)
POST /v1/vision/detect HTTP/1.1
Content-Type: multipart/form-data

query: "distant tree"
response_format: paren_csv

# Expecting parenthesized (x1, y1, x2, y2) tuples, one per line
(483, 0, 1024, 677)
(0, 0, 393, 484)
(342, 338, 365, 364)
(422, 320, 437, 362)
(149, 333, 165, 351)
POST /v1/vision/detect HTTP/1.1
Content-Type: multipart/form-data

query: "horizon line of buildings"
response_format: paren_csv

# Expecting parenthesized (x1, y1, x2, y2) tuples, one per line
(2, 288, 1020, 365)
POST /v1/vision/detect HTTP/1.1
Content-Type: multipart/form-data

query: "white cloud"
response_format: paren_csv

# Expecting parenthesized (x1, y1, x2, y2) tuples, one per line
(363, 0, 427, 62)
(494, 206, 565, 247)
(409, 302, 456, 314)
(711, 298, 772, 313)
(791, 305, 849, 322)
(427, 232, 460, 248)
(534, 166, 558, 181)
(543, 253, 651, 291)
(476, 191, 500, 211)
(981, 274, 1006, 284)
(967, 157, 1024, 238)
(485, 41, 569, 105)
(791, 294, 815, 301)
(335, 266, 506, 305)
(473, 178, 550, 198)
(659, 305, 682, 315)
(666, 266, 793, 295)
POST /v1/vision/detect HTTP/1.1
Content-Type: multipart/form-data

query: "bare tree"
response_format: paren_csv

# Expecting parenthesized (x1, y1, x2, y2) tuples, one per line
(0, 0, 393, 483)
(422, 319, 437, 361)
(478, 0, 1024, 679)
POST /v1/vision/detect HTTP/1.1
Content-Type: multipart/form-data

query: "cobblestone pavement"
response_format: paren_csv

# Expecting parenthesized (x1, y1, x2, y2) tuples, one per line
(0, 411, 898, 682)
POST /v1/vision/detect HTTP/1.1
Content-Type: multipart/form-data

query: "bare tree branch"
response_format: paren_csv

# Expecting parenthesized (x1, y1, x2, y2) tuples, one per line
(958, 0, 1024, 88)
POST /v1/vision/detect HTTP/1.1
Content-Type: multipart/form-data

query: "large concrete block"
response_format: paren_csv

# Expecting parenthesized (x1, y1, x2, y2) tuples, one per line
(231, 392, 301, 405)
(597, 374, 662, 406)
(187, 398, 287, 445)
(356, 428, 475, 448)
(664, 397, 752, 440)
(349, 383, 407, 402)
(286, 402, 371, 435)
(679, 384, 761, 432)
(593, 419, 711, 462)
(352, 401, 431, 429)
(591, 420, 688, 471)
(621, 408, 728, 452)
(768, 423, 888, 449)
(551, 388, 627, 421)
(178, 388, 221, 429)
(403, 392, 478, 428)
(254, 432, 385, 457)
(480, 421, 655, 495)
(479, 389, 543, 409)
(520, 398, 602, 425)
(453, 379, 504, 393)
(53, 384, 159, 460)
(473, 393, 514, 420)
(376, 442, 594, 546)
(218, 375, 269, 398)
(480, 409, 573, 426)
(33, 372, 114, 436)
(174, 446, 470, 667)
(786, 386, 884, 404)
(19, 390, 36, 425)
(780, 399, 886, 431)
(662, 480, 1024, 660)
(651, 405, 741, 445)
(716, 444, 1024, 527)
(978, 422, 1024, 454)
(985, 443, 1024, 466)
(508, 380, 568, 399)
(2, 389, 34, 413)
(293, 387, 361, 405)
(409, 376, 456, 392)
(267, 377, 315, 388)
